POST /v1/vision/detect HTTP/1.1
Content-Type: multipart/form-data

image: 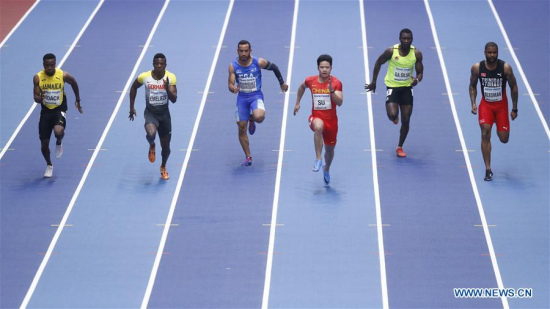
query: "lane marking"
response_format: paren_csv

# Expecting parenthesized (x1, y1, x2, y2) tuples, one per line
(141, 1, 235, 308)
(488, 0, 550, 140)
(360, 1, 388, 307)
(20, 1, 106, 307)
(262, 1, 299, 307)
(424, 1, 508, 307)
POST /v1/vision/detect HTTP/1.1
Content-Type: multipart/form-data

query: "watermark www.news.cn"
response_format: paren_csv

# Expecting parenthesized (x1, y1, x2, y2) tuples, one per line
(454, 288, 533, 298)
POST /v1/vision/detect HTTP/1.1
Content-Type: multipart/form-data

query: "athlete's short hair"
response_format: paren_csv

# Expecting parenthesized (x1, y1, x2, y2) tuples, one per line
(153, 53, 166, 60)
(484, 42, 498, 51)
(399, 28, 413, 39)
(43, 53, 56, 61)
(238, 40, 251, 49)
(317, 54, 332, 66)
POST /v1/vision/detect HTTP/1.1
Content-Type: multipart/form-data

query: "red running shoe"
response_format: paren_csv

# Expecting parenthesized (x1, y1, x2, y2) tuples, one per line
(396, 147, 406, 158)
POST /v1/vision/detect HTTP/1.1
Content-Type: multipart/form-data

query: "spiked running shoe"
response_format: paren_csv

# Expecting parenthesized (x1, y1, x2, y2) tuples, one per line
(44, 165, 53, 178)
(148, 144, 156, 163)
(160, 166, 170, 180)
(312, 159, 322, 172)
(392, 118, 399, 125)
(484, 169, 493, 181)
(242, 156, 252, 167)
(396, 147, 406, 158)
(323, 168, 330, 185)
(55, 143, 63, 159)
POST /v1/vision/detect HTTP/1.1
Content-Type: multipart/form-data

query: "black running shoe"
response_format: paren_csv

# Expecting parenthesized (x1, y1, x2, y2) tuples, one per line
(484, 170, 493, 181)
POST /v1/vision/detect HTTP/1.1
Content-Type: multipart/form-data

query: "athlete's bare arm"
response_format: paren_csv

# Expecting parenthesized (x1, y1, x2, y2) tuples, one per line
(33, 75, 43, 103)
(504, 63, 518, 120)
(328, 77, 343, 106)
(293, 82, 307, 115)
(365, 47, 393, 93)
(63, 72, 83, 113)
(412, 49, 423, 87)
(228, 64, 239, 94)
(163, 77, 177, 103)
(469, 63, 480, 115)
(129, 79, 143, 121)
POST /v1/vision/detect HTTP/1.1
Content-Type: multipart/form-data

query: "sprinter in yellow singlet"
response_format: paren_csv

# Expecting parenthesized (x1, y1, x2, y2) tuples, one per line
(365, 28, 423, 158)
(129, 53, 177, 180)
(33, 53, 82, 178)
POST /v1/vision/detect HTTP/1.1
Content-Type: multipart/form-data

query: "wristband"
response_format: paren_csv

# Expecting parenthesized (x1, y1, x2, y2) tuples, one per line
(512, 109, 518, 112)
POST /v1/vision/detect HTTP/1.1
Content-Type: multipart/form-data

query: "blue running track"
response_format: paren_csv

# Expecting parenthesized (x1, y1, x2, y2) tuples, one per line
(1, 1, 547, 308)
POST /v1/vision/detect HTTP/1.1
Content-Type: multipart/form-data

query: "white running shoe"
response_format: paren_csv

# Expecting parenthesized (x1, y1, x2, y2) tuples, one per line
(55, 143, 63, 159)
(312, 159, 322, 172)
(44, 165, 53, 178)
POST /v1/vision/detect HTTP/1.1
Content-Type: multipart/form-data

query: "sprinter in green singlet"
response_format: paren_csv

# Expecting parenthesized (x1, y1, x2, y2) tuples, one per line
(365, 28, 423, 158)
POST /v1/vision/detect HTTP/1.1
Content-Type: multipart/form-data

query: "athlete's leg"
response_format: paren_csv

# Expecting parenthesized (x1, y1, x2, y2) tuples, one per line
(145, 123, 157, 146)
(386, 102, 399, 124)
(480, 124, 492, 171)
(496, 131, 509, 144)
(398, 104, 413, 147)
(310, 118, 324, 160)
(160, 134, 171, 168)
(53, 125, 65, 144)
(237, 120, 251, 157)
(40, 138, 52, 166)
(324, 145, 335, 171)
(252, 107, 265, 123)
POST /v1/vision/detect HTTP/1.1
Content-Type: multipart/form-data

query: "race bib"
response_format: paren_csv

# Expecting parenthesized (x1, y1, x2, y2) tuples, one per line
(394, 67, 411, 82)
(148, 90, 168, 106)
(239, 77, 257, 93)
(313, 93, 332, 110)
(43, 90, 62, 106)
(484, 87, 502, 102)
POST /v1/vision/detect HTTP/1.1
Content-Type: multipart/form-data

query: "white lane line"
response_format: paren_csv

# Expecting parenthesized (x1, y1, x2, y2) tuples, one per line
(0, 0, 40, 48)
(360, 1, 388, 308)
(1, 1, 103, 161)
(424, 1, 508, 308)
(488, 0, 550, 140)
(19, 1, 173, 308)
(140, 0, 235, 308)
(261, 1, 299, 308)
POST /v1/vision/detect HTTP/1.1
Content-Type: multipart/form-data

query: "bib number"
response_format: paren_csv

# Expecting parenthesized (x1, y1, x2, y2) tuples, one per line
(148, 90, 168, 106)
(239, 77, 257, 93)
(313, 93, 332, 110)
(394, 67, 411, 82)
(484, 87, 502, 102)
(43, 90, 62, 106)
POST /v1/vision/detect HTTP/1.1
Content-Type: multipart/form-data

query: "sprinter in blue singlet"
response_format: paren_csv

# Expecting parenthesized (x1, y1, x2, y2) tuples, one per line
(228, 40, 288, 166)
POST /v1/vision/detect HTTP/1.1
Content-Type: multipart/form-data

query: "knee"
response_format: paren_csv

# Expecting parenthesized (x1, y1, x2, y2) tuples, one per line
(254, 115, 265, 123)
(499, 135, 509, 144)
(238, 124, 247, 135)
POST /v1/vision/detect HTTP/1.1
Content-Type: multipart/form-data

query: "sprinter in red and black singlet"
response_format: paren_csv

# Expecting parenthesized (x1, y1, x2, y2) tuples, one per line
(33, 53, 82, 178)
(469, 42, 519, 181)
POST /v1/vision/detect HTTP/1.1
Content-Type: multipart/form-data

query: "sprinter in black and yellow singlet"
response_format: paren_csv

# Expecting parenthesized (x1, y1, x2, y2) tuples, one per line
(469, 42, 518, 181)
(365, 28, 423, 158)
(129, 53, 177, 180)
(33, 53, 82, 178)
